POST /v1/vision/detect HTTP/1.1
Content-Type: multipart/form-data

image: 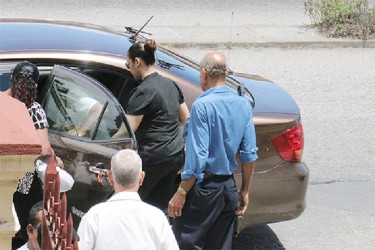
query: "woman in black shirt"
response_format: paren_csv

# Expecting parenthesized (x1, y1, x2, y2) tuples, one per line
(125, 39, 190, 211)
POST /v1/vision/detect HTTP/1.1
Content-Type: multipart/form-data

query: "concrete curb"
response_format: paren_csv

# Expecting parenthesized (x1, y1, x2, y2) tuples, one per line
(161, 40, 375, 49)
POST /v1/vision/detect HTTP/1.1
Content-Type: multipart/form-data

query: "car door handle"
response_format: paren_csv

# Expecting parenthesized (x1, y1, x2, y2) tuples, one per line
(89, 162, 109, 184)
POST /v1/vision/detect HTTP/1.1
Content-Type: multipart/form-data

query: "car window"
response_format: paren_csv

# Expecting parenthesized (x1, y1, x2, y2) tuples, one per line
(73, 66, 138, 110)
(0, 62, 18, 91)
(44, 65, 130, 141)
(0, 72, 11, 91)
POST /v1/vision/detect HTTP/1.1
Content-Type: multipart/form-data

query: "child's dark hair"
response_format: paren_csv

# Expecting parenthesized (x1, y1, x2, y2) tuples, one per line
(127, 39, 157, 65)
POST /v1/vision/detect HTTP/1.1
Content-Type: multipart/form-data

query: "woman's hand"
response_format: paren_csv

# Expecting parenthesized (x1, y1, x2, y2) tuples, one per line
(56, 156, 64, 169)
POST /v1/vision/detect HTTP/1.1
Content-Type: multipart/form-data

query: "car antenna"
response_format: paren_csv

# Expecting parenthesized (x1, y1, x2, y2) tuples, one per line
(126, 15, 154, 41)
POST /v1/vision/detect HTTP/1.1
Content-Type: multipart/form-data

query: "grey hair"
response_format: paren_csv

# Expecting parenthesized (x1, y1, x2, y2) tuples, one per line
(200, 53, 228, 80)
(111, 149, 142, 186)
(28, 201, 43, 228)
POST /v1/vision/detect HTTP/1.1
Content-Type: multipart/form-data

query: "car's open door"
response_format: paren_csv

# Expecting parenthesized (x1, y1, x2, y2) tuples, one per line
(40, 65, 136, 228)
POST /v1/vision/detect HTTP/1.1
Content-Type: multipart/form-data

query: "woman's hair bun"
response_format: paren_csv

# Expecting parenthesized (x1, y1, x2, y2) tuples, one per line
(144, 39, 157, 54)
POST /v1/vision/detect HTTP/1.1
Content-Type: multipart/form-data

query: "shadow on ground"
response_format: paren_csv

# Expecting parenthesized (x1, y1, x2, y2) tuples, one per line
(233, 225, 285, 249)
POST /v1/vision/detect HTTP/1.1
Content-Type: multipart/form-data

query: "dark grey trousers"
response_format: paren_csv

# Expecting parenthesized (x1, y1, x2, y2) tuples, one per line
(173, 175, 238, 250)
(138, 151, 184, 212)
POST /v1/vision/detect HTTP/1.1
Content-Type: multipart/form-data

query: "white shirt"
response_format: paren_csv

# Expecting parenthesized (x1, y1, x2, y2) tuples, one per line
(76, 97, 99, 113)
(17, 243, 29, 250)
(77, 192, 179, 250)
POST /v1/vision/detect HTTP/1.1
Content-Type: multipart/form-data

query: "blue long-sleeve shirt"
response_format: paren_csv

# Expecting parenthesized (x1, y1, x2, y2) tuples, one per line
(181, 85, 258, 183)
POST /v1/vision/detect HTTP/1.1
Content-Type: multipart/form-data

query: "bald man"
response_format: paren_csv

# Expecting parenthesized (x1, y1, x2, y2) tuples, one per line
(168, 52, 258, 249)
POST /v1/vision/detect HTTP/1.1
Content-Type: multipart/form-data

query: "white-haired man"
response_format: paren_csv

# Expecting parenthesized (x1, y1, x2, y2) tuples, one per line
(78, 149, 179, 250)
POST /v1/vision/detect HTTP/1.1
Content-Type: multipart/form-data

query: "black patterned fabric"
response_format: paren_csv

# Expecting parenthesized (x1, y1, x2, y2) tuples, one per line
(16, 172, 35, 194)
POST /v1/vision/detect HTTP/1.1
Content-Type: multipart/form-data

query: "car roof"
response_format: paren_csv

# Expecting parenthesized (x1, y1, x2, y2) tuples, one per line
(0, 19, 132, 56)
(0, 19, 300, 116)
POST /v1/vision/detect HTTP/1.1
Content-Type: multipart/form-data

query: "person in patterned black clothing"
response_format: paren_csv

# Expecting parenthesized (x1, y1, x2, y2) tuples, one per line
(2, 61, 63, 249)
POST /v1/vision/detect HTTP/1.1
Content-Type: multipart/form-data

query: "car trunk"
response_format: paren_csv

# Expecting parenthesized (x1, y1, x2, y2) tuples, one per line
(228, 74, 302, 174)
(229, 74, 307, 227)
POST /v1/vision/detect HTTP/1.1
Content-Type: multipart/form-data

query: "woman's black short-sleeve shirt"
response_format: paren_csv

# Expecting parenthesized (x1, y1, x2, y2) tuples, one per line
(126, 72, 184, 163)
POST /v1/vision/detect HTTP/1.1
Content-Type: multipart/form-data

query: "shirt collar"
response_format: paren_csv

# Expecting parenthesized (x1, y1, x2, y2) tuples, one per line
(108, 191, 141, 202)
(198, 85, 232, 99)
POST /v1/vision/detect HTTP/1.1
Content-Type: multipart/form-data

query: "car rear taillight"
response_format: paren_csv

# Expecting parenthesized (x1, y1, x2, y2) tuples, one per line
(272, 123, 304, 162)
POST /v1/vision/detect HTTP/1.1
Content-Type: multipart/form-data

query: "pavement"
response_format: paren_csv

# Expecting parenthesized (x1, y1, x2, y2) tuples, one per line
(128, 0, 375, 49)
(148, 24, 375, 49)
(1, 0, 374, 49)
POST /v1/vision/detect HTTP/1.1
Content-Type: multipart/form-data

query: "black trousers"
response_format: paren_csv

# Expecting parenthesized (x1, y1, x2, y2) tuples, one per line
(173, 175, 238, 250)
(12, 175, 43, 249)
(138, 151, 184, 212)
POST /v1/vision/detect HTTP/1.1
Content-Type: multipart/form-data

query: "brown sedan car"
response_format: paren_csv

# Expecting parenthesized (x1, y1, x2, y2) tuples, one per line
(0, 19, 309, 231)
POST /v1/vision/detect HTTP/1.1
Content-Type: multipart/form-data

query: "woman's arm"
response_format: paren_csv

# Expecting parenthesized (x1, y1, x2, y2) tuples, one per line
(36, 128, 53, 155)
(126, 114, 144, 132)
(29, 102, 53, 155)
(78, 102, 103, 136)
(178, 102, 190, 127)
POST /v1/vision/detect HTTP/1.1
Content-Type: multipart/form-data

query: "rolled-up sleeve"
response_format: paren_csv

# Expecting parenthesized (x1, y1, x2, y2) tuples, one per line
(181, 102, 208, 183)
(239, 115, 258, 163)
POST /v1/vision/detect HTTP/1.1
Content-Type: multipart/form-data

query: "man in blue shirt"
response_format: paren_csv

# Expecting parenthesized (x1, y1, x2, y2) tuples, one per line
(168, 52, 258, 249)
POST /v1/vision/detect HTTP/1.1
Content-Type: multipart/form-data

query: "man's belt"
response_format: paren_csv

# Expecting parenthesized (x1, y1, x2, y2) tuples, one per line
(203, 172, 233, 179)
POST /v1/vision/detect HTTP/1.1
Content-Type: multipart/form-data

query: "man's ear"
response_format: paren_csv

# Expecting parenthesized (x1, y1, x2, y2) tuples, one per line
(139, 171, 145, 186)
(26, 224, 35, 238)
(108, 170, 114, 186)
(202, 68, 208, 78)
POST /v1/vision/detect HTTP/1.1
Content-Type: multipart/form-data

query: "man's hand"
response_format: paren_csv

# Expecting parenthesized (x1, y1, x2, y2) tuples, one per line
(168, 177, 195, 218)
(237, 161, 255, 216)
(236, 191, 249, 216)
(168, 192, 186, 218)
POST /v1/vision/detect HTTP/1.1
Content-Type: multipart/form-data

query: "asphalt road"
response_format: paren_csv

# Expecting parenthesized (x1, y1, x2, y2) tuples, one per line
(2, 0, 375, 248)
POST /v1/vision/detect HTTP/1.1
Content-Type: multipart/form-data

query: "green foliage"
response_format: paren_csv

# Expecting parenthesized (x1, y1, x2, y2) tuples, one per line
(305, 0, 375, 39)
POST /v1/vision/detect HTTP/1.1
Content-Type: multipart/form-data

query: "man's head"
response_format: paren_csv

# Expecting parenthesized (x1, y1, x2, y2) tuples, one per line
(199, 52, 228, 91)
(109, 149, 144, 192)
(26, 201, 44, 250)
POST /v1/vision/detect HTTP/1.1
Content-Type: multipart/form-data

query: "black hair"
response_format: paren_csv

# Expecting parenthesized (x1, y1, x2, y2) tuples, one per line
(127, 39, 157, 65)
(37, 223, 42, 246)
(10, 61, 39, 108)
